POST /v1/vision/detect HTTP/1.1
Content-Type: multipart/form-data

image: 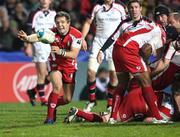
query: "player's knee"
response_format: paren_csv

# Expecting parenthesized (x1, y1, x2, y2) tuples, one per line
(109, 71, 118, 86)
(87, 69, 96, 82)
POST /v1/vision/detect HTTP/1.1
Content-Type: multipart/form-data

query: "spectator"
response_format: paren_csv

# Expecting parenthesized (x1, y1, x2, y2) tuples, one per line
(4, 0, 16, 18)
(11, 1, 28, 50)
(0, 18, 16, 51)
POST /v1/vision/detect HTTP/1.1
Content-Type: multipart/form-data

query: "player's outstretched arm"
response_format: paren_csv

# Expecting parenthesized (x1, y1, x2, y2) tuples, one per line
(18, 30, 39, 43)
(151, 58, 170, 78)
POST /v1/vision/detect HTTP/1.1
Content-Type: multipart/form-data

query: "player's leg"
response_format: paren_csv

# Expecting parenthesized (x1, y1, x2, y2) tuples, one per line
(64, 107, 104, 123)
(44, 70, 63, 124)
(27, 44, 50, 106)
(35, 62, 48, 105)
(106, 60, 118, 112)
(56, 71, 76, 106)
(134, 71, 162, 120)
(84, 38, 102, 112)
(109, 72, 129, 122)
(84, 57, 100, 112)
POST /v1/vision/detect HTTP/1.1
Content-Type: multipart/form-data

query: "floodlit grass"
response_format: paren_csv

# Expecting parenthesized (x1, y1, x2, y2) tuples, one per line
(0, 101, 180, 137)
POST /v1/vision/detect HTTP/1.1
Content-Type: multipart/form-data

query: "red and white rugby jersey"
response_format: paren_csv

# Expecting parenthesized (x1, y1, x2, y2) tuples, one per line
(90, 2, 126, 38)
(112, 17, 164, 52)
(149, 23, 166, 56)
(49, 27, 82, 72)
(164, 36, 180, 66)
(27, 8, 56, 32)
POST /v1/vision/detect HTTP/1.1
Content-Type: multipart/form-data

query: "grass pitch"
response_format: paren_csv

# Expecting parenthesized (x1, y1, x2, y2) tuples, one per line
(0, 101, 180, 137)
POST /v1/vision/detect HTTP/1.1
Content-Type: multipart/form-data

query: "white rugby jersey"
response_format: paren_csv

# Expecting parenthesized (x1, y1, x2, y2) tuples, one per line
(27, 8, 56, 32)
(91, 2, 126, 38)
(164, 40, 180, 66)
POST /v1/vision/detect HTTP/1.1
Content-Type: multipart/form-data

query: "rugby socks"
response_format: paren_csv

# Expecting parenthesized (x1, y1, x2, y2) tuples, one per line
(110, 83, 126, 120)
(107, 83, 116, 107)
(76, 109, 103, 122)
(37, 84, 47, 103)
(47, 92, 59, 120)
(111, 88, 121, 120)
(142, 86, 162, 120)
(107, 93, 113, 107)
(88, 81, 96, 102)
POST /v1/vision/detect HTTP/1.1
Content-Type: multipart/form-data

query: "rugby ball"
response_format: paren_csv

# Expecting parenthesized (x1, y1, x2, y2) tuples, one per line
(37, 28, 55, 44)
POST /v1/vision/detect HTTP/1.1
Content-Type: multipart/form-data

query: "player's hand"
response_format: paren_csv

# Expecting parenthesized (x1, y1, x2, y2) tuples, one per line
(97, 50, 103, 64)
(51, 46, 60, 54)
(18, 30, 28, 41)
(81, 39, 87, 51)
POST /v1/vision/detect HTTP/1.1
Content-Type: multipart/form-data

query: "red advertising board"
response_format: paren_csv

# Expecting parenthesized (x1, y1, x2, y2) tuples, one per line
(0, 63, 52, 103)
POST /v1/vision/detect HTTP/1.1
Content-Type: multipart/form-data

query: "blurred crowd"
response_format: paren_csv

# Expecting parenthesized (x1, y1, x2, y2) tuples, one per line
(0, 0, 179, 52)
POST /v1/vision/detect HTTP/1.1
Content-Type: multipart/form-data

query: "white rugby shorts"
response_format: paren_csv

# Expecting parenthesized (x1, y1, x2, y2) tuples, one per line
(32, 42, 51, 63)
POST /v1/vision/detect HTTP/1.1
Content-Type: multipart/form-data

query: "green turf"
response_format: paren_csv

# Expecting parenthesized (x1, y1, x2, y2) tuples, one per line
(0, 101, 180, 137)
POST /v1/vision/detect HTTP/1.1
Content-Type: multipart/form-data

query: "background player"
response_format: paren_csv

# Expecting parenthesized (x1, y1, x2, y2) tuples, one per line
(81, 0, 126, 112)
(24, 0, 56, 106)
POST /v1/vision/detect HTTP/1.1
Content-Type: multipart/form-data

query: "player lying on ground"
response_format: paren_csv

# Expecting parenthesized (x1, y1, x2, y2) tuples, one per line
(64, 78, 173, 124)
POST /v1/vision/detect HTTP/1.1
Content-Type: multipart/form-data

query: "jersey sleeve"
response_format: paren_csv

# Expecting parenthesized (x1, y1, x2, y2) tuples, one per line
(164, 41, 176, 60)
(90, 4, 99, 20)
(70, 29, 82, 49)
(117, 4, 126, 20)
(26, 11, 36, 34)
(71, 37, 82, 49)
(149, 26, 165, 56)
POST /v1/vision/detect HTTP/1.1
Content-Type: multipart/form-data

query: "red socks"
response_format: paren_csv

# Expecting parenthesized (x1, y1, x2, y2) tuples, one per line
(142, 86, 162, 120)
(47, 92, 59, 120)
(107, 83, 116, 107)
(88, 81, 96, 102)
(77, 109, 103, 122)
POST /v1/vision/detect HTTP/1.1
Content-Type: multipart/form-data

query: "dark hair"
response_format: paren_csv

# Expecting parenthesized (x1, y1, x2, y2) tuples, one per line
(127, 0, 142, 7)
(97, 67, 108, 75)
(55, 11, 71, 23)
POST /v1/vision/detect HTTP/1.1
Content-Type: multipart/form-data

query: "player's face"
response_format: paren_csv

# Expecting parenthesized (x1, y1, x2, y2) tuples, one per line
(128, 2, 142, 20)
(39, 0, 52, 9)
(55, 16, 70, 35)
(168, 15, 180, 30)
(156, 14, 168, 27)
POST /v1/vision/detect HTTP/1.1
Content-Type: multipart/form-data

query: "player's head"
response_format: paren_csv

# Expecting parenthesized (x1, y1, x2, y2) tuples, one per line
(55, 11, 71, 35)
(127, 0, 142, 20)
(39, 0, 52, 10)
(154, 5, 169, 27)
(168, 12, 180, 32)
